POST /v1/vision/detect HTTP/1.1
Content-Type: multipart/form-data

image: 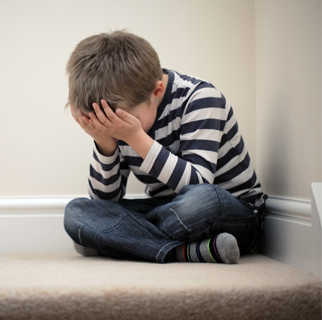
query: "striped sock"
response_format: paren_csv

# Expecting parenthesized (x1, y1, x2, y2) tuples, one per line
(172, 233, 240, 264)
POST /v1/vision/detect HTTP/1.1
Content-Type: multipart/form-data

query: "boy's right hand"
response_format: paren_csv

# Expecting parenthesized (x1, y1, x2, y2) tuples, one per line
(71, 105, 117, 156)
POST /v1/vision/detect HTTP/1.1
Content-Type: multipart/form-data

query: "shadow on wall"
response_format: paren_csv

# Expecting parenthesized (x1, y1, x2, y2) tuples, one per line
(261, 90, 293, 197)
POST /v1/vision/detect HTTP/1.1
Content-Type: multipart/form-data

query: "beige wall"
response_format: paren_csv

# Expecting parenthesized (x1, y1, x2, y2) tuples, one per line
(0, 0, 256, 196)
(1, 0, 321, 201)
(255, 0, 322, 199)
(1, 1, 320, 200)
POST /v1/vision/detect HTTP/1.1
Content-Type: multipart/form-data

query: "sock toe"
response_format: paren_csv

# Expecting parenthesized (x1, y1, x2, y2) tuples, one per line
(216, 233, 240, 264)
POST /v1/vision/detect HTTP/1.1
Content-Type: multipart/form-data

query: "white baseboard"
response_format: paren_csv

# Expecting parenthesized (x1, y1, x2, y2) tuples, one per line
(259, 196, 312, 272)
(0, 190, 321, 278)
(264, 196, 311, 221)
(310, 183, 322, 278)
(259, 188, 321, 278)
(0, 196, 76, 253)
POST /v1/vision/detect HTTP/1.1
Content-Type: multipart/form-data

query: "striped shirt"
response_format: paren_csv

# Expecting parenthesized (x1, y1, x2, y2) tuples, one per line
(88, 69, 266, 207)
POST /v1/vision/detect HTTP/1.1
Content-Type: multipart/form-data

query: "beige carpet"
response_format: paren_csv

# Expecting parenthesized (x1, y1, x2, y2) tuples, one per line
(0, 253, 321, 320)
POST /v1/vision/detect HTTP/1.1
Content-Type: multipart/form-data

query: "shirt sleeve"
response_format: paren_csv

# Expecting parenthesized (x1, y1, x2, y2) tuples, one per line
(87, 142, 130, 202)
(140, 86, 227, 193)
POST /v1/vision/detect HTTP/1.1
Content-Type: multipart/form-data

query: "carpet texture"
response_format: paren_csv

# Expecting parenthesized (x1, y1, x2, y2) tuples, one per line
(0, 253, 321, 320)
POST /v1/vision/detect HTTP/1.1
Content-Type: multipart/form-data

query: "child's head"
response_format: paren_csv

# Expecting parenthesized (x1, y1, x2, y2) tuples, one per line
(66, 31, 163, 113)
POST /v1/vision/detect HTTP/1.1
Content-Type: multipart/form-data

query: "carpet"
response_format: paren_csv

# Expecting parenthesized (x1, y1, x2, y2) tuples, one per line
(0, 253, 321, 320)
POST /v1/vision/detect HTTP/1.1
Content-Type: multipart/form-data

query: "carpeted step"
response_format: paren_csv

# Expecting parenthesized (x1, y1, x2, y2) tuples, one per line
(0, 253, 321, 320)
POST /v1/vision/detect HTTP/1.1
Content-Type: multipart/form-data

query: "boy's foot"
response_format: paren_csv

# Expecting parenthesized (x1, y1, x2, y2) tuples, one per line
(170, 233, 240, 264)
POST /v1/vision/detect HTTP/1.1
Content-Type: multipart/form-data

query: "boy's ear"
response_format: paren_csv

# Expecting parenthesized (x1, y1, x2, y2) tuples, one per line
(152, 80, 165, 98)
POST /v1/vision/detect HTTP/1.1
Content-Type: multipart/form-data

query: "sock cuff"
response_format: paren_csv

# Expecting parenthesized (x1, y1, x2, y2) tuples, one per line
(189, 242, 202, 262)
(182, 243, 188, 262)
(209, 236, 224, 263)
(176, 244, 185, 262)
(196, 242, 205, 262)
(199, 239, 216, 263)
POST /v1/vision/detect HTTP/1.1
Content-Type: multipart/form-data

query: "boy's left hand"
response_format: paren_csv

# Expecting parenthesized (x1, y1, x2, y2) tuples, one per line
(88, 100, 141, 142)
(89, 100, 154, 159)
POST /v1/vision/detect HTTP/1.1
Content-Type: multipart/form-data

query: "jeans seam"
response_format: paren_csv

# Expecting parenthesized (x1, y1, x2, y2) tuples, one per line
(212, 184, 223, 215)
(169, 207, 192, 232)
(78, 228, 83, 245)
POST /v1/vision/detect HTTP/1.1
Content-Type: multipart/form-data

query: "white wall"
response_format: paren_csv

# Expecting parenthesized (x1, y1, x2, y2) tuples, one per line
(0, 0, 256, 197)
(255, 0, 321, 199)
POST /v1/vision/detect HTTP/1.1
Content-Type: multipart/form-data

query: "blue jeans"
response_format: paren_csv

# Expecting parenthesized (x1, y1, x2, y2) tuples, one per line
(64, 184, 263, 263)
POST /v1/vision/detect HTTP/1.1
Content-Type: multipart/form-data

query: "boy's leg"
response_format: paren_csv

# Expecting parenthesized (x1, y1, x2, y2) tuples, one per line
(64, 197, 182, 263)
(64, 185, 262, 264)
(145, 184, 263, 260)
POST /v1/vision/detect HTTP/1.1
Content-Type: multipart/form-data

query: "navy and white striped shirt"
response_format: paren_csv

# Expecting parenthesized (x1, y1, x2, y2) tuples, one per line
(88, 69, 266, 207)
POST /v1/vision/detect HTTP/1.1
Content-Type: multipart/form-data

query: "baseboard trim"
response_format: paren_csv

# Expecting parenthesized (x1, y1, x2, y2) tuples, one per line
(0, 194, 311, 215)
(0, 197, 74, 214)
(259, 195, 316, 275)
(0, 194, 148, 214)
(265, 196, 311, 221)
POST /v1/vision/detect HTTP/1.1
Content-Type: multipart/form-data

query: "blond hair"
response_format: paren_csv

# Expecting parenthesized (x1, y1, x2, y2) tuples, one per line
(66, 31, 163, 113)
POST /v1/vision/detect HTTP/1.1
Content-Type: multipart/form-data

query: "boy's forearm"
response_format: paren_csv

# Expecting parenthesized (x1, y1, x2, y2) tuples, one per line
(126, 131, 154, 160)
(89, 141, 127, 202)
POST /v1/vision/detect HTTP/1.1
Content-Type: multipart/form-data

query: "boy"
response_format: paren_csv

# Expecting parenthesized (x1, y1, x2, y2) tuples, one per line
(64, 31, 266, 264)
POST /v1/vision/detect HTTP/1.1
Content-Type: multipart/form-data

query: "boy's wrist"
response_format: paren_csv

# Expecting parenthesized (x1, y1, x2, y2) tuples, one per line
(94, 138, 117, 156)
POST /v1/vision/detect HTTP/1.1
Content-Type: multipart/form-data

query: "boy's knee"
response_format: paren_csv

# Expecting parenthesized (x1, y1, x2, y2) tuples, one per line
(173, 184, 224, 220)
(171, 184, 218, 214)
(64, 198, 89, 234)
(65, 198, 89, 215)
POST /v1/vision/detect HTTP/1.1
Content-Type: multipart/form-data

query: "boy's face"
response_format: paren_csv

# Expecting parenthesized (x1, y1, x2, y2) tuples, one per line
(125, 100, 157, 133)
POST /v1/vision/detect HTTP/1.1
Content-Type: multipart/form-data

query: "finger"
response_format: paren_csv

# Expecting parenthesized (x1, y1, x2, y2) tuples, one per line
(92, 102, 112, 125)
(81, 114, 92, 126)
(76, 109, 91, 128)
(100, 100, 118, 122)
(77, 112, 87, 127)
(115, 107, 135, 124)
(88, 110, 106, 129)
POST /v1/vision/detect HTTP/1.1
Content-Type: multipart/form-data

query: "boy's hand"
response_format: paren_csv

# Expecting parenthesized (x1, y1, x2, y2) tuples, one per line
(89, 100, 154, 159)
(90, 100, 143, 142)
(70, 104, 117, 156)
